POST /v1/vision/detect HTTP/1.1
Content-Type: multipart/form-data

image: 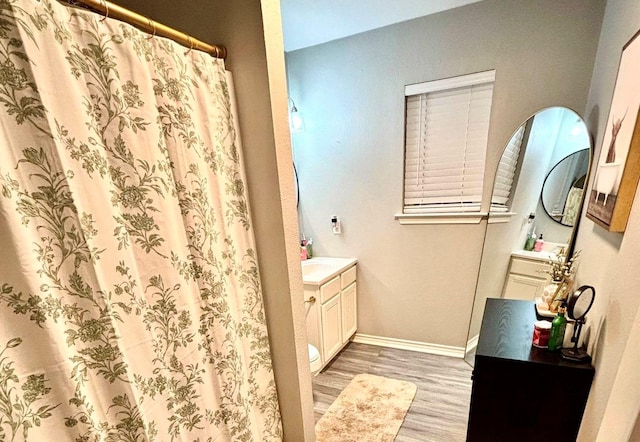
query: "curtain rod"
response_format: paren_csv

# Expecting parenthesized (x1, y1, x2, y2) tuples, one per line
(62, 0, 227, 59)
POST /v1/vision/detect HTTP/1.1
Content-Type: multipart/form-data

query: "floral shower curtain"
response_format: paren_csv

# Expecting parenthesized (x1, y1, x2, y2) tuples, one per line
(0, 0, 282, 440)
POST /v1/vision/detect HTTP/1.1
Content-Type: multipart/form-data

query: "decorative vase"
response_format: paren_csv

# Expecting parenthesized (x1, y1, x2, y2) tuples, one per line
(542, 280, 562, 309)
(549, 277, 575, 313)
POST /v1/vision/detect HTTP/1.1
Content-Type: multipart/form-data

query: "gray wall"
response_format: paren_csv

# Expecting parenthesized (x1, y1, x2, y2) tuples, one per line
(286, 0, 605, 348)
(573, 0, 640, 439)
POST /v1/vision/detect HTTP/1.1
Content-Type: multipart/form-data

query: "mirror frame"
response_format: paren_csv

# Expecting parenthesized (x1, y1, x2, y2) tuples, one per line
(565, 140, 593, 261)
(464, 106, 593, 366)
(540, 148, 590, 228)
(567, 285, 596, 320)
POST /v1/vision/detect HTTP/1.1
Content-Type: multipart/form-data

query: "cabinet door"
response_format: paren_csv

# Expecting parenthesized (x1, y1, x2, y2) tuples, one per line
(468, 357, 594, 442)
(341, 282, 357, 343)
(321, 295, 342, 361)
(503, 274, 546, 300)
(304, 288, 322, 363)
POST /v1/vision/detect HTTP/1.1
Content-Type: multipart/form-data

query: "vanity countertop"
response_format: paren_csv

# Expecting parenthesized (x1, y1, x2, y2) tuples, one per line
(511, 241, 567, 262)
(301, 257, 357, 286)
(510, 249, 557, 262)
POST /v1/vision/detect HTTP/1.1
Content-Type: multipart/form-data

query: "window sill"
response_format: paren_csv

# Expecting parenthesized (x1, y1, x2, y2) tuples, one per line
(488, 212, 517, 224)
(394, 212, 488, 225)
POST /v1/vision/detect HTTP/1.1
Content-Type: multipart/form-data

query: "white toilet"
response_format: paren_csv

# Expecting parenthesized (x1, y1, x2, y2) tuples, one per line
(308, 344, 321, 376)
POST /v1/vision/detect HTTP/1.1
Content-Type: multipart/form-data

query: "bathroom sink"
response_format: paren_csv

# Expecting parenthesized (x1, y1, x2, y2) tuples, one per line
(511, 242, 567, 262)
(512, 250, 558, 262)
(301, 262, 333, 275)
(301, 257, 357, 285)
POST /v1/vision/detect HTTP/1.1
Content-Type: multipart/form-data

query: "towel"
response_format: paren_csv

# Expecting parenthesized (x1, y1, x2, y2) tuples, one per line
(562, 186, 583, 225)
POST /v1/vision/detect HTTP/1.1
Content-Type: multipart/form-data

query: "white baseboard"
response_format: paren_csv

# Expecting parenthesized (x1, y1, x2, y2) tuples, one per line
(352, 333, 465, 359)
(466, 334, 479, 354)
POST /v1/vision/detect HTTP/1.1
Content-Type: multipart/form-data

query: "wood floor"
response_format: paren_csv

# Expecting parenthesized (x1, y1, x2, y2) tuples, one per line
(312, 342, 473, 442)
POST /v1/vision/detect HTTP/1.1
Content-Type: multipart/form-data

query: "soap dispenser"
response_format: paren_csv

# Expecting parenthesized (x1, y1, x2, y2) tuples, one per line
(548, 303, 568, 351)
(524, 228, 536, 251)
(300, 241, 307, 260)
(534, 234, 544, 252)
(306, 238, 313, 258)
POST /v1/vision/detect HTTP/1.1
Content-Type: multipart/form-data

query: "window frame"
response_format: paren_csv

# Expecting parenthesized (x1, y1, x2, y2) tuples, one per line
(396, 70, 496, 225)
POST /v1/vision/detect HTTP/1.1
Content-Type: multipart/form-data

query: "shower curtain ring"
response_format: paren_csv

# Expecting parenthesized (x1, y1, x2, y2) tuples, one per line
(146, 18, 156, 39)
(185, 36, 194, 55)
(100, 0, 109, 21)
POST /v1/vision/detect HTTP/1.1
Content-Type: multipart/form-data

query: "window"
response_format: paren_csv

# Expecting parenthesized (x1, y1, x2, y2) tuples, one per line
(402, 71, 495, 216)
(491, 125, 524, 212)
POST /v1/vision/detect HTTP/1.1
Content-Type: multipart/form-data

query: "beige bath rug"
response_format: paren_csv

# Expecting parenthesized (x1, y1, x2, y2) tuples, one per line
(315, 373, 417, 442)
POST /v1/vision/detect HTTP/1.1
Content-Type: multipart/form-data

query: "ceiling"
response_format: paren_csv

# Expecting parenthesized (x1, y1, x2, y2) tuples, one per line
(280, 0, 483, 52)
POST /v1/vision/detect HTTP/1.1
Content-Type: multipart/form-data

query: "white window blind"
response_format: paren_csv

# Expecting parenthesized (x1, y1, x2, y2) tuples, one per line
(403, 72, 495, 214)
(491, 125, 525, 212)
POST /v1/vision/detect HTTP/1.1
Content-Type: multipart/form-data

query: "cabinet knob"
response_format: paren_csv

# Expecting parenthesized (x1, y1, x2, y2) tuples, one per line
(305, 296, 316, 304)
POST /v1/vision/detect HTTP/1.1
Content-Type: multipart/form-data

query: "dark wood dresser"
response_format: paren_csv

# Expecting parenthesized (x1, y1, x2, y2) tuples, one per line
(466, 298, 594, 442)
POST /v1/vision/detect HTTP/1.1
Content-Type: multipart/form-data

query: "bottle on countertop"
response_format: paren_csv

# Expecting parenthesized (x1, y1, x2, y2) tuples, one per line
(548, 304, 568, 351)
(306, 238, 313, 258)
(534, 233, 544, 252)
(524, 228, 536, 251)
(300, 241, 307, 261)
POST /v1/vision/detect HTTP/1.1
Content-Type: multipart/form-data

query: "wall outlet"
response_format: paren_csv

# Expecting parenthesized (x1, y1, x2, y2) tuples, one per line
(331, 215, 342, 234)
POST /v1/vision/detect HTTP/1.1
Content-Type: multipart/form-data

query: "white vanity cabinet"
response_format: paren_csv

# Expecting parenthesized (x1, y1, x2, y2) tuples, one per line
(320, 288, 343, 359)
(303, 258, 357, 370)
(340, 266, 357, 339)
(502, 253, 551, 301)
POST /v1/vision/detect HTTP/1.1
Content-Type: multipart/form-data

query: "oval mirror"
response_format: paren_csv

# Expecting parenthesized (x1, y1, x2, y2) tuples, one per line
(464, 107, 592, 366)
(541, 149, 590, 227)
(567, 285, 595, 320)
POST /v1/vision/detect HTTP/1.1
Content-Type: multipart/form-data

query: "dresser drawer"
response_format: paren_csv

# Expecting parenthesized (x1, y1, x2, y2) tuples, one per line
(320, 276, 341, 303)
(341, 265, 357, 289)
(509, 257, 548, 279)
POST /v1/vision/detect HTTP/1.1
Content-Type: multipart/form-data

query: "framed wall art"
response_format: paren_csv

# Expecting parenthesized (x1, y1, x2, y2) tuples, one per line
(586, 28, 640, 232)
